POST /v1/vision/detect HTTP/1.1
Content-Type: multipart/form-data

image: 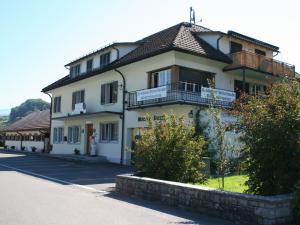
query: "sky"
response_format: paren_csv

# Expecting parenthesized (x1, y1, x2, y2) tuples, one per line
(0, 0, 299, 110)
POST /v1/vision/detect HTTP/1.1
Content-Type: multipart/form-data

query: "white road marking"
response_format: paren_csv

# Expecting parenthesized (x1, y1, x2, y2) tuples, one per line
(0, 163, 110, 194)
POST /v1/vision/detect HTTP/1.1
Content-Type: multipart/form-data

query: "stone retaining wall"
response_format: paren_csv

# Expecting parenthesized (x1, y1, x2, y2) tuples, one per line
(116, 175, 294, 225)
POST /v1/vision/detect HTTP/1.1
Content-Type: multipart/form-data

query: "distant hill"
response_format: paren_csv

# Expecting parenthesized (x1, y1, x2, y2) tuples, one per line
(9, 99, 50, 123)
(0, 109, 10, 116)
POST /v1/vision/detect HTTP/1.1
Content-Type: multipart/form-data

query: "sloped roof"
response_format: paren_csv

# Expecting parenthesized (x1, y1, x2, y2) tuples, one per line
(42, 22, 231, 92)
(2, 110, 50, 132)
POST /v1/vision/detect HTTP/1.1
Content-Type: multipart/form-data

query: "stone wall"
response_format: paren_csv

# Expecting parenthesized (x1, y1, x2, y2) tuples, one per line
(116, 175, 294, 225)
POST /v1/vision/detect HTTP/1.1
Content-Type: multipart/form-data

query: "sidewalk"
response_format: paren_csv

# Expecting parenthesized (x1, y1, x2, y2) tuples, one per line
(0, 149, 108, 164)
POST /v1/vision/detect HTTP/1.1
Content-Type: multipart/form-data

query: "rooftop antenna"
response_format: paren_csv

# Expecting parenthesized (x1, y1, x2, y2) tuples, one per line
(189, 7, 202, 25)
(190, 7, 195, 25)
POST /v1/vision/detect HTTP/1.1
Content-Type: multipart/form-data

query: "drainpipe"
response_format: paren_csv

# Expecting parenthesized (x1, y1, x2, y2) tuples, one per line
(44, 92, 52, 153)
(114, 69, 126, 165)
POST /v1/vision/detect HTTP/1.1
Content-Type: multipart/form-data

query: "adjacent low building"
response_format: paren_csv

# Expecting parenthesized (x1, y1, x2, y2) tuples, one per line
(1, 110, 50, 152)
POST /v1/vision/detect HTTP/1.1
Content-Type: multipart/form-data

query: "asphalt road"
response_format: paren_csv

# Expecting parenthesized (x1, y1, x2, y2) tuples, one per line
(0, 151, 235, 225)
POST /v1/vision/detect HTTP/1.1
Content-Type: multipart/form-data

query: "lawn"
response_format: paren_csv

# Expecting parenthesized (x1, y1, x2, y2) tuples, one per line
(196, 175, 248, 193)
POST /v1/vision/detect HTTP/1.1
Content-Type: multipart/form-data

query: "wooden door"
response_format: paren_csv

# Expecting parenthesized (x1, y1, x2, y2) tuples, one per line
(86, 124, 93, 155)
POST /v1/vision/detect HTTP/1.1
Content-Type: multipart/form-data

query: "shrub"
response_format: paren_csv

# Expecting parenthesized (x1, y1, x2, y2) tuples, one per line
(4, 145, 7, 149)
(31, 146, 36, 152)
(294, 180, 300, 223)
(133, 113, 208, 184)
(21, 146, 25, 151)
(234, 79, 300, 195)
(74, 149, 80, 155)
(11, 146, 15, 150)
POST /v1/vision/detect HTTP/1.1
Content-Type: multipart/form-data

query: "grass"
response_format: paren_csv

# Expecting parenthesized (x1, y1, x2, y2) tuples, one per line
(196, 175, 248, 193)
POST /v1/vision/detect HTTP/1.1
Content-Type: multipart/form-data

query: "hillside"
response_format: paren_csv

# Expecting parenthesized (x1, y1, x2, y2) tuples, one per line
(9, 99, 50, 123)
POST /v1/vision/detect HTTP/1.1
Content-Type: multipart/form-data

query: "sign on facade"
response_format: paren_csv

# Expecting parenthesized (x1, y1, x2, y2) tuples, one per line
(201, 87, 236, 102)
(137, 86, 167, 101)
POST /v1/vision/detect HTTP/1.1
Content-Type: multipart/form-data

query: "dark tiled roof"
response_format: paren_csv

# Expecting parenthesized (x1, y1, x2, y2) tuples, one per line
(42, 22, 231, 92)
(2, 110, 50, 132)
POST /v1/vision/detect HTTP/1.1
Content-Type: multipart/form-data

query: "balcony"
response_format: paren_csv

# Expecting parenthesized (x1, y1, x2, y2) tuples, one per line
(127, 82, 236, 109)
(224, 51, 295, 77)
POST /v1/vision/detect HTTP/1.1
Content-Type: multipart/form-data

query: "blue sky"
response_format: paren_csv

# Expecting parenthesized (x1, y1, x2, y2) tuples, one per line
(0, 0, 299, 110)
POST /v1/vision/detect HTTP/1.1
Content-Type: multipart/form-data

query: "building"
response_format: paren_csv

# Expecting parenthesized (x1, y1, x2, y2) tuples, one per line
(1, 110, 50, 152)
(42, 22, 296, 164)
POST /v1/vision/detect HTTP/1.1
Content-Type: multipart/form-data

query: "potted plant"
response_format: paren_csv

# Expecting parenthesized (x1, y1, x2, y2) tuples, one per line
(21, 146, 25, 151)
(31, 146, 36, 152)
(11, 146, 15, 150)
(74, 148, 80, 155)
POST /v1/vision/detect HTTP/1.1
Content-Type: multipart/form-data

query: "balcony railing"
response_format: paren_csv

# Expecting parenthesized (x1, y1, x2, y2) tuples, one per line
(127, 82, 235, 109)
(225, 51, 295, 77)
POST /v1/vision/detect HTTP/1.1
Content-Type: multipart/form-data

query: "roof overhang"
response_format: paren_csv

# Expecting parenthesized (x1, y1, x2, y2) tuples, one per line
(52, 111, 122, 121)
(228, 31, 279, 52)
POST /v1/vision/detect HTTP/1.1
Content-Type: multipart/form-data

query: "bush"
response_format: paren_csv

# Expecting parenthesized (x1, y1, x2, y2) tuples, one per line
(294, 180, 300, 223)
(4, 145, 7, 149)
(234, 79, 300, 195)
(31, 146, 36, 152)
(74, 149, 80, 155)
(11, 146, 15, 150)
(133, 113, 208, 183)
(21, 146, 25, 151)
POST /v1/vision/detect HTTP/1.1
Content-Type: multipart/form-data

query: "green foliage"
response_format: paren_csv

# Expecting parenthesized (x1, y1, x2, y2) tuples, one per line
(9, 99, 50, 123)
(293, 180, 300, 223)
(234, 79, 300, 195)
(0, 116, 8, 130)
(133, 113, 208, 183)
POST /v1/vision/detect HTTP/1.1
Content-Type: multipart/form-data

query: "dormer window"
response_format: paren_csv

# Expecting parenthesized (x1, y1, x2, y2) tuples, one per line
(70, 64, 81, 78)
(86, 59, 93, 73)
(100, 52, 110, 69)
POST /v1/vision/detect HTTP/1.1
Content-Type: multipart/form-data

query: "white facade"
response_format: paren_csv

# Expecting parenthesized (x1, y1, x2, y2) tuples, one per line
(44, 24, 294, 165)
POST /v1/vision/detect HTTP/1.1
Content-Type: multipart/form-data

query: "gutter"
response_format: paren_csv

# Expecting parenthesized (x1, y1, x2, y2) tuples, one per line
(114, 69, 126, 165)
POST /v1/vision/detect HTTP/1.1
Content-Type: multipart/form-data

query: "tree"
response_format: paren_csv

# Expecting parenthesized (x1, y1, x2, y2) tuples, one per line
(9, 99, 50, 123)
(208, 107, 238, 189)
(234, 79, 300, 195)
(133, 113, 208, 183)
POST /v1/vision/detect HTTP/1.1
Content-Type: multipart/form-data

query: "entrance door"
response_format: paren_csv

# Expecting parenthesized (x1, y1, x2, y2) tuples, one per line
(86, 124, 93, 155)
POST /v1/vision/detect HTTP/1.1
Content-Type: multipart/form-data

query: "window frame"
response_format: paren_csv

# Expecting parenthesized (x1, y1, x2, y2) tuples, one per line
(72, 90, 85, 110)
(99, 122, 119, 143)
(68, 126, 81, 144)
(100, 52, 111, 68)
(86, 59, 93, 73)
(53, 127, 64, 144)
(100, 81, 118, 105)
(53, 96, 62, 113)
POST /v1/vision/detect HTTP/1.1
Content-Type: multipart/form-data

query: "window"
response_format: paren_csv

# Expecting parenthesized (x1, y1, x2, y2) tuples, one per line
(72, 90, 85, 110)
(53, 127, 64, 143)
(230, 41, 243, 54)
(150, 69, 171, 88)
(68, 126, 81, 143)
(70, 64, 81, 78)
(53, 96, 61, 113)
(86, 59, 93, 72)
(100, 52, 110, 68)
(255, 49, 266, 56)
(99, 122, 118, 142)
(101, 81, 118, 105)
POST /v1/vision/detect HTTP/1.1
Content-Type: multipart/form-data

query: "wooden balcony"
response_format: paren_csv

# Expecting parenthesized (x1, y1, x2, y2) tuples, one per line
(224, 51, 295, 77)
